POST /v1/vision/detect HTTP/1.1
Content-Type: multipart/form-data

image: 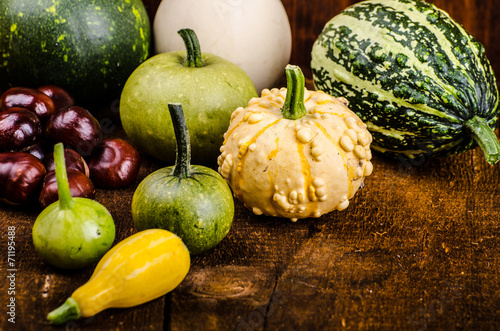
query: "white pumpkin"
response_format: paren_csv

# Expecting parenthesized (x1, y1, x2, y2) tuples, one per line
(218, 65, 373, 222)
(153, 0, 292, 93)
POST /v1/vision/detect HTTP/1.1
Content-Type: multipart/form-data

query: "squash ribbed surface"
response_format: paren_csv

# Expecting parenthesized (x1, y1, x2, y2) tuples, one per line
(311, 0, 499, 162)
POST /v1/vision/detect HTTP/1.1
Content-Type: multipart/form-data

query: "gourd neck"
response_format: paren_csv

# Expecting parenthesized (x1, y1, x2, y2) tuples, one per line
(47, 297, 81, 325)
(464, 115, 500, 165)
(281, 64, 307, 120)
(178, 28, 204, 68)
(54, 143, 75, 209)
(169, 103, 192, 178)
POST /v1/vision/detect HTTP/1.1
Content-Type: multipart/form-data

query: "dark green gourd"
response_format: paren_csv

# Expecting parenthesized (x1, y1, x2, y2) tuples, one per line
(0, 0, 150, 102)
(311, 0, 500, 165)
(132, 103, 234, 255)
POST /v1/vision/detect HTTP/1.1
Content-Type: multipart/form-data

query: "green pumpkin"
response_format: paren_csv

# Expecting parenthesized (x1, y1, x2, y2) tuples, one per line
(132, 103, 234, 255)
(120, 28, 258, 166)
(0, 0, 150, 102)
(311, 0, 500, 165)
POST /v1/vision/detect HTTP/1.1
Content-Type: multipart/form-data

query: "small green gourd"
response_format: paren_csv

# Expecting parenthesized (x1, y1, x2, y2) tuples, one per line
(132, 103, 234, 255)
(32, 143, 116, 269)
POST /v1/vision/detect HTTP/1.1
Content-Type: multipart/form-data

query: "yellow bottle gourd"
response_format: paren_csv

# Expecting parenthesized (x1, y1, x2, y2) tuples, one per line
(217, 65, 373, 222)
(47, 229, 191, 325)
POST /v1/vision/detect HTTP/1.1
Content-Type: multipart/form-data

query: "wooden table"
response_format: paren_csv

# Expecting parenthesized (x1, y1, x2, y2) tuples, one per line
(2, 0, 500, 330)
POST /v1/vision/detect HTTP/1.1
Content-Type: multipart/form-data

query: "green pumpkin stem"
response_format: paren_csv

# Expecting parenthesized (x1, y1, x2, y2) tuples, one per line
(54, 142, 74, 209)
(281, 64, 307, 120)
(47, 297, 81, 325)
(169, 103, 192, 178)
(178, 28, 204, 68)
(464, 115, 500, 165)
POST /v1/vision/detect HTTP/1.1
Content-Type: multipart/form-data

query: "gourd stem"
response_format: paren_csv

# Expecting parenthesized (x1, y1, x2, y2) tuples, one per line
(281, 64, 307, 120)
(169, 103, 192, 178)
(54, 143, 74, 209)
(465, 115, 500, 165)
(178, 28, 204, 68)
(47, 297, 81, 325)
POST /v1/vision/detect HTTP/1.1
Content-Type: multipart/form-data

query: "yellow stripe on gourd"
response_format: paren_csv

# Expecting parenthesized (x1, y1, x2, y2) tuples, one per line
(218, 86, 372, 221)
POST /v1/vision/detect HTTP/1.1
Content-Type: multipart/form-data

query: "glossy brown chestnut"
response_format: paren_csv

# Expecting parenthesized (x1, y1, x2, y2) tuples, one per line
(44, 148, 90, 177)
(0, 107, 42, 152)
(0, 152, 47, 205)
(39, 169, 96, 208)
(44, 106, 102, 157)
(0, 87, 56, 122)
(88, 138, 140, 188)
(38, 85, 75, 111)
(20, 143, 46, 161)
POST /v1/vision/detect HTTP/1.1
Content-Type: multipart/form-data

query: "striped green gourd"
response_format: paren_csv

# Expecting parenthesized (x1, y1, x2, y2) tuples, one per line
(311, 0, 500, 165)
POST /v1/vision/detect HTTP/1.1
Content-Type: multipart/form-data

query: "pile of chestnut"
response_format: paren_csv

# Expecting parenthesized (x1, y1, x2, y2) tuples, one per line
(0, 86, 140, 208)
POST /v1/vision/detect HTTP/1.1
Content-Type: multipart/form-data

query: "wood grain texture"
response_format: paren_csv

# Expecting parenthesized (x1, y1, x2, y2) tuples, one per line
(2, 0, 500, 330)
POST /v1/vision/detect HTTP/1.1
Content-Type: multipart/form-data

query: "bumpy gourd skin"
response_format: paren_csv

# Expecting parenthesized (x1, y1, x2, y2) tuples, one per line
(218, 87, 373, 221)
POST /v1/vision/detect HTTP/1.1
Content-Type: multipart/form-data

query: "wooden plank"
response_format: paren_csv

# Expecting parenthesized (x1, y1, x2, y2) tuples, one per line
(168, 150, 500, 330)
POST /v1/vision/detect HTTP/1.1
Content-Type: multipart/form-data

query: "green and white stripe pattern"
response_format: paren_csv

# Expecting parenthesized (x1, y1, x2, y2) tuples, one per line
(311, 0, 499, 160)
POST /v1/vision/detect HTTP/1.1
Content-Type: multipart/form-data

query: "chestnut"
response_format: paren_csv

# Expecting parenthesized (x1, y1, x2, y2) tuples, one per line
(0, 87, 56, 122)
(38, 85, 75, 111)
(0, 152, 47, 205)
(39, 169, 95, 208)
(44, 148, 90, 177)
(20, 143, 46, 161)
(88, 138, 140, 188)
(44, 106, 102, 157)
(0, 107, 42, 152)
